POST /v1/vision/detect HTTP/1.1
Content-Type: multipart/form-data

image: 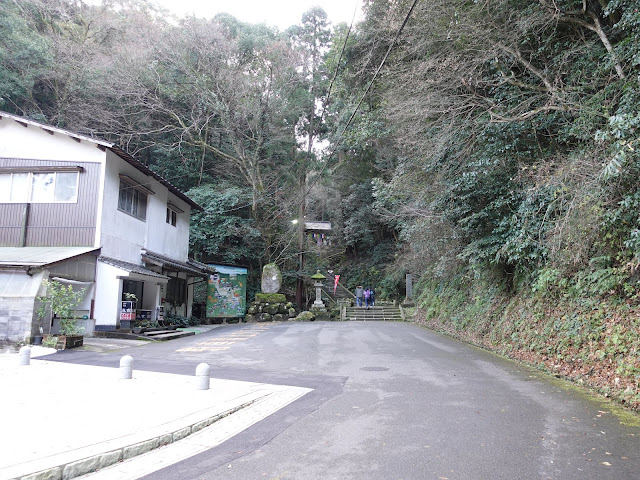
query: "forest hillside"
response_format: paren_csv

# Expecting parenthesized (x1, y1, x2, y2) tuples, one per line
(1, 0, 640, 408)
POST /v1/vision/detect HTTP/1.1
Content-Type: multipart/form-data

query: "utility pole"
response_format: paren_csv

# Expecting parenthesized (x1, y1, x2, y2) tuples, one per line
(296, 156, 306, 310)
(295, 7, 328, 311)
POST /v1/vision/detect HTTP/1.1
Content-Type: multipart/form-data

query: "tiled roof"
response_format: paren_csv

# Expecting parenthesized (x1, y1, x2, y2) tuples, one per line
(98, 256, 168, 279)
(141, 250, 215, 277)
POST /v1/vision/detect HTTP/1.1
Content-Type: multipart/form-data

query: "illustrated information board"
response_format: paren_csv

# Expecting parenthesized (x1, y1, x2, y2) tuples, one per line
(206, 265, 248, 318)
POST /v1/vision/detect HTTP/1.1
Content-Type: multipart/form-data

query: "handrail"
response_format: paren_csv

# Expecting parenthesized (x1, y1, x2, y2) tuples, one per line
(324, 272, 355, 298)
(320, 288, 338, 305)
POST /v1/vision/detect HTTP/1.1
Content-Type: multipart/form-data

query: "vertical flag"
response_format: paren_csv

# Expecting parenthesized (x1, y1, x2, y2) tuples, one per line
(334, 274, 340, 295)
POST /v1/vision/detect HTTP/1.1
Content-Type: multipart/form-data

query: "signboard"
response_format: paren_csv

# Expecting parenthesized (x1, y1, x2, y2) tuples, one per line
(120, 301, 136, 321)
(206, 265, 248, 318)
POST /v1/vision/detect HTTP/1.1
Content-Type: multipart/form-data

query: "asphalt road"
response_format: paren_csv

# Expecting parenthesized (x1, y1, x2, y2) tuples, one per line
(55, 321, 640, 479)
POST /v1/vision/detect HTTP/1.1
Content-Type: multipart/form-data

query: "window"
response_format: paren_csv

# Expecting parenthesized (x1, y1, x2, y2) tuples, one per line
(118, 179, 147, 220)
(122, 280, 144, 305)
(166, 207, 177, 226)
(0, 171, 79, 203)
(166, 277, 186, 304)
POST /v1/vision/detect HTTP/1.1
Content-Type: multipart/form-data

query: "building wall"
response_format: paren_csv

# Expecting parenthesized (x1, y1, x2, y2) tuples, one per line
(0, 117, 105, 163)
(0, 119, 104, 247)
(99, 150, 191, 263)
(0, 270, 46, 344)
(0, 116, 197, 336)
(0, 159, 101, 247)
(93, 262, 123, 329)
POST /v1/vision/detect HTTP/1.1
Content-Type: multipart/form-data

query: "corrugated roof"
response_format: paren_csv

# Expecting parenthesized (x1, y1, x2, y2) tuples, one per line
(0, 247, 99, 267)
(0, 111, 203, 211)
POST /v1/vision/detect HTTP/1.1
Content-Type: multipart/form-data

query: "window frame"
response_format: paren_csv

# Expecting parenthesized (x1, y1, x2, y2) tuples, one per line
(166, 206, 178, 227)
(0, 170, 80, 204)
(117, 178, 148, 221)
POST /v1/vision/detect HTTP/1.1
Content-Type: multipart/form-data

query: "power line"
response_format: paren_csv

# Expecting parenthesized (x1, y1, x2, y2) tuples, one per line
(304, 0, 420, 195)
(107, 0, 419, 218)
(319, 0, 360, 121)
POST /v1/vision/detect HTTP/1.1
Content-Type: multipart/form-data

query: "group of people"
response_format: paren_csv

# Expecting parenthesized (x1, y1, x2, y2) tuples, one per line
(355, 285, 375, 308)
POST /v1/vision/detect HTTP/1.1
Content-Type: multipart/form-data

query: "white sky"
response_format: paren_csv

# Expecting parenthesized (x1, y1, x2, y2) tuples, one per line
(150, 0, 363, 30)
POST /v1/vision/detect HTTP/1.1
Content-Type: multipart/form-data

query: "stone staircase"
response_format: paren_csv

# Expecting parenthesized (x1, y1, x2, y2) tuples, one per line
(320, 273, 355, 305)
(343, 305, 403, 321)
(322, 273, 354, 301)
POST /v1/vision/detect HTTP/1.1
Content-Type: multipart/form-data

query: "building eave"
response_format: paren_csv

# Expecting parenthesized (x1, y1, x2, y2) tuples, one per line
(0, 111, 203, 211)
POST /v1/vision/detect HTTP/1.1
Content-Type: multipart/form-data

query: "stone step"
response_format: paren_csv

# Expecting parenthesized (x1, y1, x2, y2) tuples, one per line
(344, 305, 403, 321)
(345, 317, 402, 321)
(144, 331, 196, 341)
(143, 329, 180, 337)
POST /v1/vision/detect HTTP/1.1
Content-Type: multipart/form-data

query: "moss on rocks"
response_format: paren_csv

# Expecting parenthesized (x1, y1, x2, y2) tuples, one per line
(255, 293, 287, 303)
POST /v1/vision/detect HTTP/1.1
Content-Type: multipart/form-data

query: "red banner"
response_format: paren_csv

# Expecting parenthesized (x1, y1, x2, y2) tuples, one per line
(334, 275, 340, 295)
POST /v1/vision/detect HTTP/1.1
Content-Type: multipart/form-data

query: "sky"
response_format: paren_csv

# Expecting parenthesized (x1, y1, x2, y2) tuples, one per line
(149, 0, 363, 30)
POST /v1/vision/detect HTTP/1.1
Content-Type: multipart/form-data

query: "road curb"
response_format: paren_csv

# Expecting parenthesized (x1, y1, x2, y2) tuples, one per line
(9, 399, 260, 480)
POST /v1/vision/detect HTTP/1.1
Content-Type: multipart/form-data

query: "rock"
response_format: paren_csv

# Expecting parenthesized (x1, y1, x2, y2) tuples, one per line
(247, 306, 258, 315)
(255, 293, 287, 303)
(273, 314, 286, 322)
(295, 311, 316, 322)
(265, 304, 280, 315)
(261, 263, 282, 293)
(288, 308, 297, 318)
(245, 314, 256, 323)
(259, 313, 272, 322)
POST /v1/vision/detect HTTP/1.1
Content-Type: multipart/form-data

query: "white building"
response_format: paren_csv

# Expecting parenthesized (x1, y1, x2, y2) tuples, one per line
(0, 111, 212, 343)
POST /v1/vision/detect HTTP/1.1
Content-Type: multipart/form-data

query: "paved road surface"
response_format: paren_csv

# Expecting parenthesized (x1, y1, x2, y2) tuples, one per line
(53, 321, 640, 480)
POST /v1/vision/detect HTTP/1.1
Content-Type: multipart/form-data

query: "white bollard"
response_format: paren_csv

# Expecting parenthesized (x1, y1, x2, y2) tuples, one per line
(18, 346, 31, 366)
(195, 363, 210, 390)
(119, 355, 133, 379)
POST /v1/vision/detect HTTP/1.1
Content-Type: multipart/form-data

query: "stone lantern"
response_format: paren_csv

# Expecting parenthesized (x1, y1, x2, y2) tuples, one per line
(310, 270, 326, 311)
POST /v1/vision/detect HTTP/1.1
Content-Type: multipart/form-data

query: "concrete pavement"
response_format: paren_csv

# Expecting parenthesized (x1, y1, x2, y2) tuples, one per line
(0, 342, 312, 480)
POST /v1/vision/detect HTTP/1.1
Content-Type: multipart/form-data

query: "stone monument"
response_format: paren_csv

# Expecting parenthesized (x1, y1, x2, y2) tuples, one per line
(244, 262, 296, 323)
(261, 263, 282, 293)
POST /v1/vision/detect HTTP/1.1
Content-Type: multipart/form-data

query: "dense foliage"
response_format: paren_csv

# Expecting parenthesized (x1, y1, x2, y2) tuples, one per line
(3, 0, 640, 407)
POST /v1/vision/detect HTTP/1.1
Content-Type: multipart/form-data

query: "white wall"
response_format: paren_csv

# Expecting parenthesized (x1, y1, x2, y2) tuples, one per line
(146, 191, 191, 261)
(93, 262, 122, 327)
(99, 151, 191, 263)
(0, 118, 104, 164)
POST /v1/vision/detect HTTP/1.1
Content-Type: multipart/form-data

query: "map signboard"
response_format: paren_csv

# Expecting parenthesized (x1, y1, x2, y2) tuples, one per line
(206, 265, 248, 318)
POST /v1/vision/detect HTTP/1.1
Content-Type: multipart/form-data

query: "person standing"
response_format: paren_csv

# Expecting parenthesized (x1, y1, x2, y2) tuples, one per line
(355, 285, 364, 307)
(364, 287, 371, 309)
(370, 287, 375, 307)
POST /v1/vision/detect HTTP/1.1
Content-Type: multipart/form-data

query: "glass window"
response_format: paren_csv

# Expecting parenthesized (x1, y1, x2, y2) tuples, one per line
(166, 207, 177, 226)
(118, 180, 147, 220)
(0, 171, 79, 203)
(54, 172, 78, 202)
(31, 173, 55, 202)
(0, 174, 10, 202)
(10, 173, 29, 202)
